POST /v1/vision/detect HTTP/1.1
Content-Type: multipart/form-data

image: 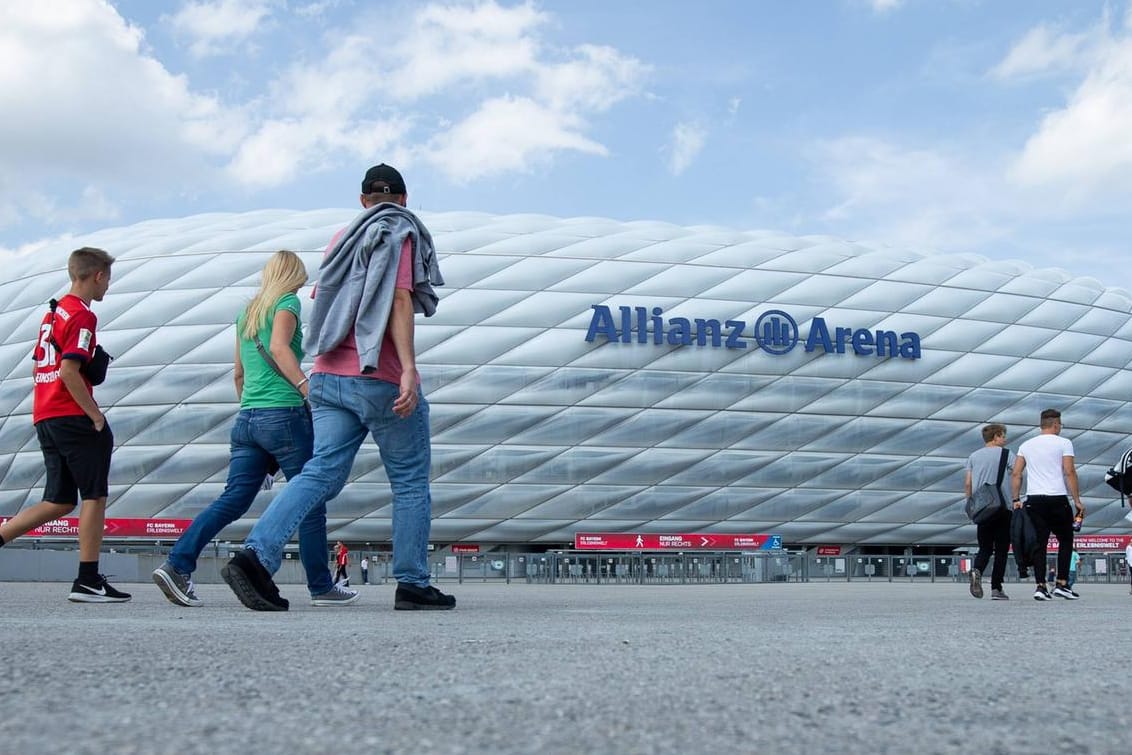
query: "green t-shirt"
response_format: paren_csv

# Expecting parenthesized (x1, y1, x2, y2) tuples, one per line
(236, 292, 304, 409)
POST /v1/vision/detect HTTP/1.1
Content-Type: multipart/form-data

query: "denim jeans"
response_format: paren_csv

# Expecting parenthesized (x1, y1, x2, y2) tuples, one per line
(245, 373, 433, 587)
(168, 406, 334, 595)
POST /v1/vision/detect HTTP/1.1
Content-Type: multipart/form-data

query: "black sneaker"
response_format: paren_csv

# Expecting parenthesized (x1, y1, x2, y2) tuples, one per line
(1033, 585, 1052, 601)
(68, 575, 131, 603)
(1052, 585, 1080, 600)
(394, 582, 455, 611)
(221, 549, 288, 611)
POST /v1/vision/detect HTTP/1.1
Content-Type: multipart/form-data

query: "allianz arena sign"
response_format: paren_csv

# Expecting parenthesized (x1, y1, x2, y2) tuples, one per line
(585, 304, 923, 359)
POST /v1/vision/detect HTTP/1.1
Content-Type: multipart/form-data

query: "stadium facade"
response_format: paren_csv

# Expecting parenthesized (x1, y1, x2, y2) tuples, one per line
(1, 209, 1130, 549)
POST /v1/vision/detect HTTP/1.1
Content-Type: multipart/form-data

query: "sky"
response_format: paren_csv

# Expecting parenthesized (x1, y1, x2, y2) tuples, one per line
(2, 0, 1130, 287)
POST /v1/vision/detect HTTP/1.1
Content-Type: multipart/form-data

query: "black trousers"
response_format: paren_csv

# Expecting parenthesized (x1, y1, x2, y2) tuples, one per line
(973, 507, 1012, 590)
(1026, 495, 1074, 584)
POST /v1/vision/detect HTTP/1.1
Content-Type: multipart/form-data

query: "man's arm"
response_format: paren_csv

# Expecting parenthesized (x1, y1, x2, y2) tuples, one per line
(388, 288, 418, 418)
(963, 470, 973, 499)
(1063, 455, 1085, 516)
(1010, 455, 1026, 508)
(58, 359, 104, 431)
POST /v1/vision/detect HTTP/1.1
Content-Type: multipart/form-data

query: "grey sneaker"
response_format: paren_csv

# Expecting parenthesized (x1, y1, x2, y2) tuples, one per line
(968, 568, 983, 599)
(991, 589, 1009, 600)
(152, 561, 202, 607)
(311, 584, 360, 606)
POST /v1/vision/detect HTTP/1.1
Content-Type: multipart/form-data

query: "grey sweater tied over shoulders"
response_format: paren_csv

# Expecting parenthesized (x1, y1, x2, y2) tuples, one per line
(304, 203, 443, 373)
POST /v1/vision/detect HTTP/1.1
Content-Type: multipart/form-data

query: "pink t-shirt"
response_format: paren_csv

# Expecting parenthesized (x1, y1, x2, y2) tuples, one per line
(312, 232, 414, 385)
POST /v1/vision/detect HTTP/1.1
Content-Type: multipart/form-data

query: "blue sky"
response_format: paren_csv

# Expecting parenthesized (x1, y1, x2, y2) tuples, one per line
(2, 0, 1130, 285)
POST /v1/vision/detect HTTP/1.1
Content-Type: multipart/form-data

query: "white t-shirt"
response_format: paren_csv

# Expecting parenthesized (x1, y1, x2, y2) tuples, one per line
(361, 558, 369, 569)
(1017, 433, 1074, 496)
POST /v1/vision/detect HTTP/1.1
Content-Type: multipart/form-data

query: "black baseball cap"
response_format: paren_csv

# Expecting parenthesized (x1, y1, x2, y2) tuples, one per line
(361, 163, 407, 194)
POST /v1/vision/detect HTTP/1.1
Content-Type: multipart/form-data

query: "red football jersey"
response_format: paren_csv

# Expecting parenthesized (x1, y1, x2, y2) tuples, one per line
(33, 294, 97, 423)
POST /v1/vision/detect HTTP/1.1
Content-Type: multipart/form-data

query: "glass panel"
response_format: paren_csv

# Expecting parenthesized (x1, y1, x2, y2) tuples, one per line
(586, 409, 711, 447)
(444, 485, 571, 518)
(434, 405, 558, 445)
(591, 486, 706, 519)
(795, 490, 905, 521)
(512, 447, 639, 484)
(516, 485, 643, 519)
(509, 407, 633, 446)
(624, 265, 737, 297)
(481, 291, 603, 328)
(429, 365, 554, 404)
(589, 448, 716, 485)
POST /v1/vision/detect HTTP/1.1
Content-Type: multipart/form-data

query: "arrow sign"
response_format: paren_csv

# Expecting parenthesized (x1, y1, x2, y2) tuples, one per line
(575, 533, 781, 551)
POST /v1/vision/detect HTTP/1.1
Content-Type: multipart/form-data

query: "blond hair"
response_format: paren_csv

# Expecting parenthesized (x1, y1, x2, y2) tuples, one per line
(68, 247, 115, 281)
(241, 250, 308, 340)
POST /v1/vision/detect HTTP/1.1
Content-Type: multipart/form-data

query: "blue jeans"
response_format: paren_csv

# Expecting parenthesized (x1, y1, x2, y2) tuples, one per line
(245, 373, 433, 587)
(168, 407, 334, 595)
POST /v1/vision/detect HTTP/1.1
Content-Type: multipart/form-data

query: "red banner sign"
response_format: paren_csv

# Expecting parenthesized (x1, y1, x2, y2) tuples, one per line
(574, 533, 782, 551)
(1047, 534, 1132, 551)
(451, 544, 480, 553)
(816, 546, 842, 556)
(0, 517, 193, 539)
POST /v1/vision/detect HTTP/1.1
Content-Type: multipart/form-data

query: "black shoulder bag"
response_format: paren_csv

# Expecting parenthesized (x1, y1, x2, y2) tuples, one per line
(42, 298, 113, 385)
(965, 448, 1009, 524)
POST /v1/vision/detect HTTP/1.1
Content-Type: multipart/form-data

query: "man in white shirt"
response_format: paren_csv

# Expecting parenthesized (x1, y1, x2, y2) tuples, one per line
(1011, 408, 1085, 601)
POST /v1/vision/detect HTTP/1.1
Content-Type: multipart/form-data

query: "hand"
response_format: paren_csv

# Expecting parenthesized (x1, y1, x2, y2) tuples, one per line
(91, 412, 106, 432)
(392, 367, 420, 418)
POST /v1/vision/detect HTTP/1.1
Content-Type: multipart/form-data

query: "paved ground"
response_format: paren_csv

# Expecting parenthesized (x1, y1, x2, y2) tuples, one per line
(2, 580, 1130, 755)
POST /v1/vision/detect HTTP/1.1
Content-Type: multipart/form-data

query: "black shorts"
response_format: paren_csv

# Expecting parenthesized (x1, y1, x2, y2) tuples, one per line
(35, 416, 114, 506)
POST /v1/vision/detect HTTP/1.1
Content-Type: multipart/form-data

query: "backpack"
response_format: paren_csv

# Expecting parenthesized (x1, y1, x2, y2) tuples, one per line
(1104, 447, 1132, 507)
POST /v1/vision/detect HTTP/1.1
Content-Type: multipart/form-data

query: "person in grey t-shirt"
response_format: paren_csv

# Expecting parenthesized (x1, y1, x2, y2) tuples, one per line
(964, 423, 1014, 600)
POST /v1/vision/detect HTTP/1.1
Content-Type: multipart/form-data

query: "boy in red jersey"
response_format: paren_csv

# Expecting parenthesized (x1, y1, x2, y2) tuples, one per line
(0, 247, 129, 602)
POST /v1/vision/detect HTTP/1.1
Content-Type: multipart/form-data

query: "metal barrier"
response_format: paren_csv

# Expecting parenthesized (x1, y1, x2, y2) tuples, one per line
(806, 553, 1132, 585)
(6, 546, 1131, 587)
(426, 552, 807, 584)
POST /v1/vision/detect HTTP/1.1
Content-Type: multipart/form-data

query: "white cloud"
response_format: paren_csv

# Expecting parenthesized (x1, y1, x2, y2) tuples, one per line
(989, 23, 1101, 79)
(814, 137, 1011, 252)
(535, 44, 650, 112)
(666, 122, 707, 176)
(868, 0, 904, 14)
(387, 1, 546, 99)
(424, 96, 606, 182)
(168, 0, 272, 58)
(1007, 9, 1132, 205)
(233, 1, 648, 187)
(0, 0, 246, 229)
(0, 0, 647, 231)
(293, 1, 341, 20)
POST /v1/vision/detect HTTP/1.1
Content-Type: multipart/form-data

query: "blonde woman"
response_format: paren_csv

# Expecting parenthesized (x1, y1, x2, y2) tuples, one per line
(152, 250, 357, 609)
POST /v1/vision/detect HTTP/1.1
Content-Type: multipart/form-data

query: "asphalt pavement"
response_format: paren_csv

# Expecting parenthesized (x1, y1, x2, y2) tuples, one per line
(2, 580, 1130, 754)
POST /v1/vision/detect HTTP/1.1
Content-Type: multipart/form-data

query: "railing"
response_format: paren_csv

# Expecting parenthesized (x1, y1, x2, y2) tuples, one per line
(3, 546, 1130, 587)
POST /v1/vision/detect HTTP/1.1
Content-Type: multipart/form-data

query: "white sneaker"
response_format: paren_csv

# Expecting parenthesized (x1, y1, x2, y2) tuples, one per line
(1033, 585, 1051, 601)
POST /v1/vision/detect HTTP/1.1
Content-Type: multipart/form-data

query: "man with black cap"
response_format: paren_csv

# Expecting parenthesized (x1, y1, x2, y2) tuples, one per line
(222, 163, 452, 612)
